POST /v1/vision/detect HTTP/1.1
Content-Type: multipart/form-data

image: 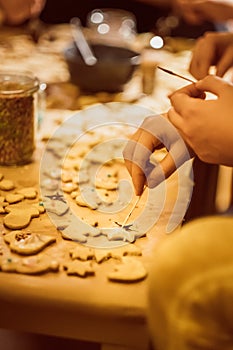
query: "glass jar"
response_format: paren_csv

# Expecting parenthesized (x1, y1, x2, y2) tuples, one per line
(0, 71, 39, 166)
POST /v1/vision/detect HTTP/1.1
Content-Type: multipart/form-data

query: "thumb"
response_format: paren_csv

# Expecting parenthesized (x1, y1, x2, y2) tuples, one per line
(195, 75, 228, 97)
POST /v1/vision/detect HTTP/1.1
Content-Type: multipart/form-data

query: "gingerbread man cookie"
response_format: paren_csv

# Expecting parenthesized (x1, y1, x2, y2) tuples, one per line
(3, 203, 41, 229)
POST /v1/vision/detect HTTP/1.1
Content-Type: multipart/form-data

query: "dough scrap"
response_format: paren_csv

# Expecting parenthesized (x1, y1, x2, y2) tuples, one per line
(107, 257, 147, 283)
(4, 231, 56, 255)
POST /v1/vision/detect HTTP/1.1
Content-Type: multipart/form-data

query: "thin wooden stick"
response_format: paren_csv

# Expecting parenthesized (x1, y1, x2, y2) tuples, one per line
(157, 66, 195, 83)
(121, 195, 142, 228)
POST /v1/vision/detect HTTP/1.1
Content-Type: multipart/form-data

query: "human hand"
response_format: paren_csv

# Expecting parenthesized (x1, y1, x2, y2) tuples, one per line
(189, 32, 233, 80)
(168, 75, 233, 166)
(173, 0, 233, 25)
(0, 0, 46, 25)
(123, 114, 191, 195)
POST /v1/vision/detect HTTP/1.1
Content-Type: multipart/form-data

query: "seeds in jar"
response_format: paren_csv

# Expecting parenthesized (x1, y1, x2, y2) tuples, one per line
(0, 92, 35, 165)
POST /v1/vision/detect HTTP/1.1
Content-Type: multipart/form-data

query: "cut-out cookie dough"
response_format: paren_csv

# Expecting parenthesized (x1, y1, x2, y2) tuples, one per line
(62, 182, 78, 194)
(60, 220, 101, 243)
(61, 170, 75, 183)
(107, 257, 147, 283)
(32, 202, 46, 214)
(63, 260, 95, 277)
(67, 144, 90, 159)
(73, 171, 89, 185)
(104, 228, 136, 243)
(110, 244, 142, 259)
(0, 255, 59, 275)
(0, 197, 7, 214)
(4, 231, 56, 255)
(70, 245, 95, 261)
(94, 249, 112, 264)
(43, 194, 69, 216)
(0, 179, 15, 191)
(41, 178, 59, 191)
(75, 194, 98, 210)
(95, 178, 118, 191)
(3, 203, 40, 229)
(69, 244, 142, 264)
(16, 187, 37, 199)
(93, 244, 142, 263)
(5, 193, 24, 204)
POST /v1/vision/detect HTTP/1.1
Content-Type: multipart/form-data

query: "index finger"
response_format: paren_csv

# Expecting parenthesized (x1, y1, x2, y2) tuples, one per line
(123, 128, 160, 195)
(168, 82, 205, 99)
(169, 83, 206, 115)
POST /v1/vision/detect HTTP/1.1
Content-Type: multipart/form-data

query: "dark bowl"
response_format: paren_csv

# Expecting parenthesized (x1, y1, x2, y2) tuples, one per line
(64, 43, 140, 93)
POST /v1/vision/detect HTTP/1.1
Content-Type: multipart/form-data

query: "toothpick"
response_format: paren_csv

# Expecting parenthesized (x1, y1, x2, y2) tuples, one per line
(157, 66, 195, 83)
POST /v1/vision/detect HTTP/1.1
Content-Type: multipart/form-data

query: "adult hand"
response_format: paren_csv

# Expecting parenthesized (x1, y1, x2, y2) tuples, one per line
(173, 0, 233, 25)
(168, 75, 233, 165)
(0, 0, 46, 25)
(189, 32, 233, 80)
(123, 114, 191, 195)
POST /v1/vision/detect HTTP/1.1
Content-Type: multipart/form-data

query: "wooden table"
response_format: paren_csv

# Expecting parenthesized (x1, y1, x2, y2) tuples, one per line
(0, 25, 221, 349)
(0, 100, 183, 350)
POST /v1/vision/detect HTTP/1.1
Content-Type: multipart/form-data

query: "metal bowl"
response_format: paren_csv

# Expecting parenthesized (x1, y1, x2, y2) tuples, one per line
(64, 43, 140, 93)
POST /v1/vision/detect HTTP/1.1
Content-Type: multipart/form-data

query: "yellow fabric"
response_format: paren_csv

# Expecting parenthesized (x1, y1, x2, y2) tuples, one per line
(147, 216, 233, 350)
